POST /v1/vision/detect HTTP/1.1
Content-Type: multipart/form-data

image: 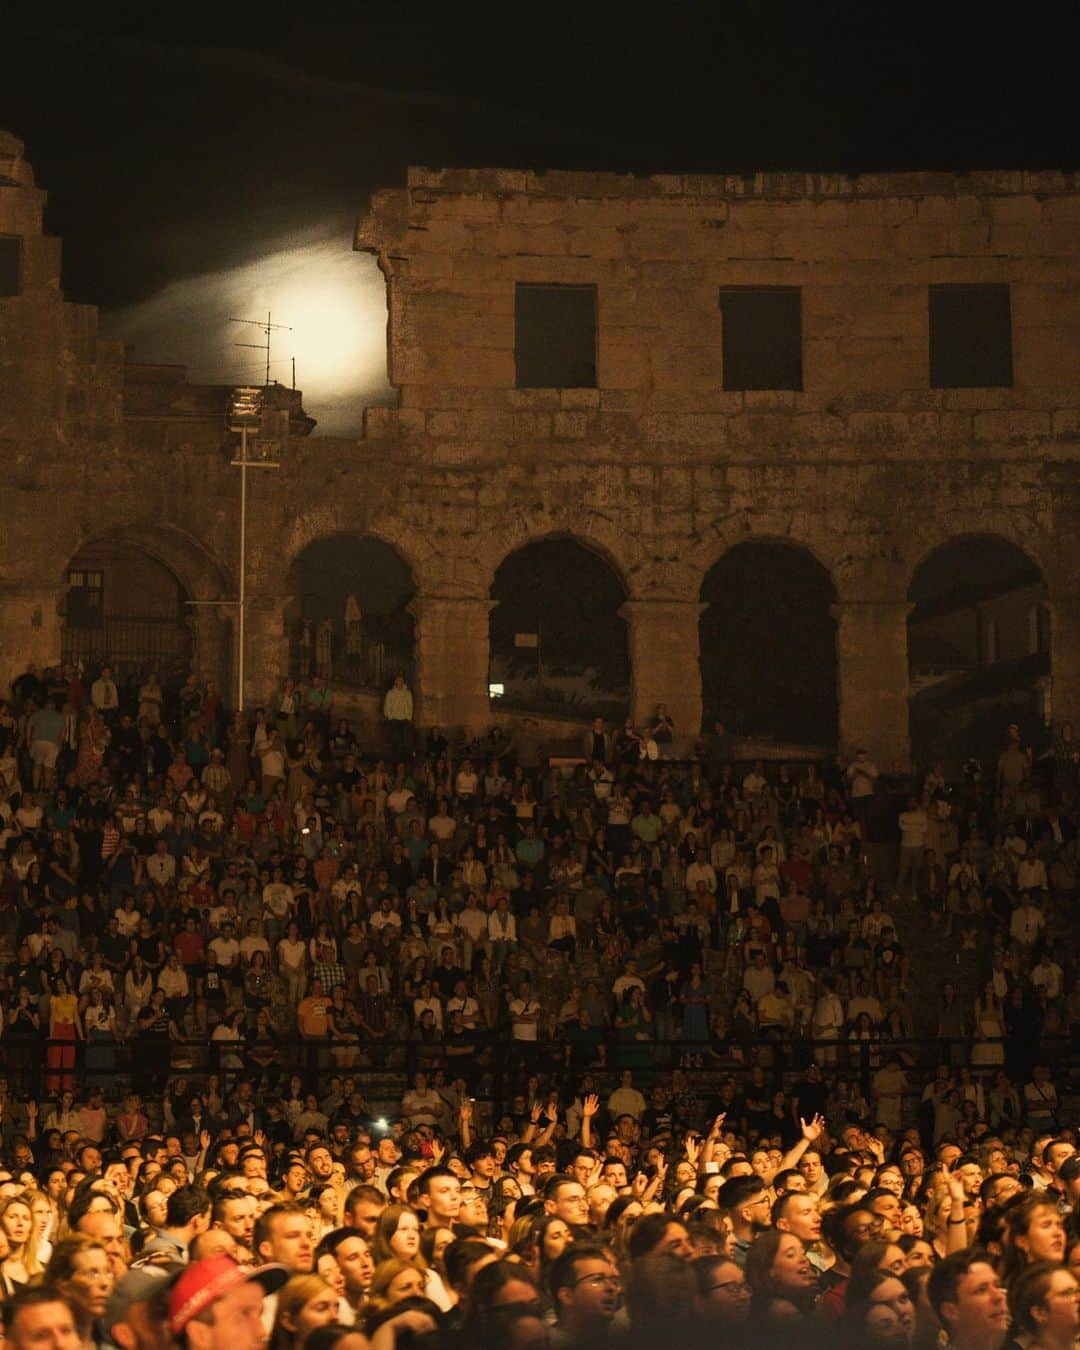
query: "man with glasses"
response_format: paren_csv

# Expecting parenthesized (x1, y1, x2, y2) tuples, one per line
(717, 1175, 773, 1268)
(549, 1244, 622, 1346)
(693, 1255, 752, 1331)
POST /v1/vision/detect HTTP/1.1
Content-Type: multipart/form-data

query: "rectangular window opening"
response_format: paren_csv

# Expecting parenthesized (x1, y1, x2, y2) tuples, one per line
(0, 236, 21, 296)
(718, 285, 803, 391)
(514, 283, 597, 389)
(929, 283, 1013, 388)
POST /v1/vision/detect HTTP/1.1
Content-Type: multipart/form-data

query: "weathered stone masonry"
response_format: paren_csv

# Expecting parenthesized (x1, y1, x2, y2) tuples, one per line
(2, 132, 1079, 764)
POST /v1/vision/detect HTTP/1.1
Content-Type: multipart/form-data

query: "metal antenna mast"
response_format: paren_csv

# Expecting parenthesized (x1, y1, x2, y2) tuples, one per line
(229, 311, 293, 386)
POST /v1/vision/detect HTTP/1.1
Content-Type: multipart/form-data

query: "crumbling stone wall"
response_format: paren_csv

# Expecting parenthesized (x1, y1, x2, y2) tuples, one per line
(3, 137, 1078, 763)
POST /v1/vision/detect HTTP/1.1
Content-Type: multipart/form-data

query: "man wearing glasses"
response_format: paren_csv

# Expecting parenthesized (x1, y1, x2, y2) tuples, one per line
(549, 1245, 622, 1347)
(717, 1175, 773, 1268)
(693, 1255, 752, 1331)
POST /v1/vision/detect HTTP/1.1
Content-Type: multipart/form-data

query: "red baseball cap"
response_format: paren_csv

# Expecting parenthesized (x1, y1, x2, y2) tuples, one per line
(168, 1257, 287, 1334)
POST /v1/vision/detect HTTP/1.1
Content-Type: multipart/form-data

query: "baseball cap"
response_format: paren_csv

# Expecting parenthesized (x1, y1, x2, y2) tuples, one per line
(168, 1257, 288, 1334)
(104, 1265, 175, 1334)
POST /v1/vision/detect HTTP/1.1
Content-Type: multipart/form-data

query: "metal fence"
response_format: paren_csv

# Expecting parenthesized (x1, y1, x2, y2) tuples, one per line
(3, 1033, 1072, 1132)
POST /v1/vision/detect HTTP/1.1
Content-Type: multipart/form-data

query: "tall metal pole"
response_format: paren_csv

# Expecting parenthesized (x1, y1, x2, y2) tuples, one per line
(237, 424, 247, 710)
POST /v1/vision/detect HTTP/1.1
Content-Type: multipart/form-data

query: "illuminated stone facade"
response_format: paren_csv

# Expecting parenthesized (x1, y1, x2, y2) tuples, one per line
(3, 132, 1079, 762)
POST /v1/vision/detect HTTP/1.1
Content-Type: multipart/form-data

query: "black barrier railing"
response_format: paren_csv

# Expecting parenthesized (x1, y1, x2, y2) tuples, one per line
(1, 1033, 1072, 1132)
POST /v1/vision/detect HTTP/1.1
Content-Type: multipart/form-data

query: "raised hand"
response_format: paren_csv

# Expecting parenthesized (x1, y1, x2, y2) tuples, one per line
(800, 1113, 825, 1143)
(582, 1094, 600, 1118)
(707, 1112, 726, 1138)
(199, 1129, 211, 1151)
(685, 1133, 701, 1167)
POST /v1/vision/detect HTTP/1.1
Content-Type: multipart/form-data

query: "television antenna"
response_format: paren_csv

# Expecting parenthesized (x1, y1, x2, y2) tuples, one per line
(229, 312, 293, 386)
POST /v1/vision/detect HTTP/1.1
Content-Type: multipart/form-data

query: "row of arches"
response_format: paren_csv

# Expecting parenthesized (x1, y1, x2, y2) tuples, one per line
(59, 529, 1052, 762)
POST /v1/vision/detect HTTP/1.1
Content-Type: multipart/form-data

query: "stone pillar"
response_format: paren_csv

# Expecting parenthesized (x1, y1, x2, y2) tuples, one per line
(620, 599, 705, 743)
(411, 595, 493, 733)
(189, 606, 234, 703)
(832, 599, 912, 766)
(242, 599, 289, 712)
(1049, 595, 1080, 730)
(0, 585, 64, 694)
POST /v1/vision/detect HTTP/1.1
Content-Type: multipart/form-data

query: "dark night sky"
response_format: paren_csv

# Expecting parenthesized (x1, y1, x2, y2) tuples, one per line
(2, 7, 1074, 428)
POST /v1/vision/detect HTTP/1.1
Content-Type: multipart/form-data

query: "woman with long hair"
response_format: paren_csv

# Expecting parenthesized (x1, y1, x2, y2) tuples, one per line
(0, 1193, 45, 1288)
(362, 1259, 427, 1327)
(1001, 1193, 1067, 1283)
(744, 1229, 818, 1323)
(843, 1268, 917, 1348)
(270, 1275, 341, 1350)
(372, 1204, 452, 1311)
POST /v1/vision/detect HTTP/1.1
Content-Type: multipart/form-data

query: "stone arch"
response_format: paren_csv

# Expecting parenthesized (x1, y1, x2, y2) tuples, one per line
(285, 532, 417, 691)
(477, 509, 645, 597)
(699, 537, 839, 744)
(488, 533, 630, 719)
(277, 509, 438, 597)
(907, 532, 1049, 768)
(62, 525, 231, 694)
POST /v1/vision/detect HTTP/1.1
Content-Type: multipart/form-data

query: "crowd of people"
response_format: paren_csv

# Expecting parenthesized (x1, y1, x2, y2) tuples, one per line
(0, 657, 1076, 1347)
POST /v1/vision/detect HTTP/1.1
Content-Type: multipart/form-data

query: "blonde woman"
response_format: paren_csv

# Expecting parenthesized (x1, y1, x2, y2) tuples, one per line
(270, 1275, 342, 1350)
(31, 1190, 57, 1265)
(362, 1259, 427, 1330)
(0, 1192, 44, 1289)
(372, 1205, 452, 1312)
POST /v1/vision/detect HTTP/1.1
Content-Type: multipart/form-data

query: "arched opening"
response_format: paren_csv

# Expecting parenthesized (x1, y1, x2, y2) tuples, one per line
(908, 534, 1048, 769)
(489, 537, 629, 719)
(62, 539, 194, 692)
(286, 534, 415, 690)
(699, 540, 838, 744)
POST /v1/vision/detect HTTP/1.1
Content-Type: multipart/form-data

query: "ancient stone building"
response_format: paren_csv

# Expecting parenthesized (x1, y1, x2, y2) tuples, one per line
(3, 129, 1079, 764)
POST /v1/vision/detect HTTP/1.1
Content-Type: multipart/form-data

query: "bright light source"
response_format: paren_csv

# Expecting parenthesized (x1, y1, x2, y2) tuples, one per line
(227, 385, 263, 430)
(103, 229, 392, 435)
(488, 682, 505, 698)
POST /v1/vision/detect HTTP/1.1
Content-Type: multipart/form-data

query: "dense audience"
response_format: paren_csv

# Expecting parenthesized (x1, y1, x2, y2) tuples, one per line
(0, 658, 1076, 1347)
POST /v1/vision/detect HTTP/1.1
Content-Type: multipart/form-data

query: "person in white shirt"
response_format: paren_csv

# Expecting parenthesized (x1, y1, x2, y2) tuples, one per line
(146, 839, 177, 888)
(509, 980, 541, 1041)
(607, 1070, 646, 1120)
(277, 923, 307, 1003)
(1016, 854, 1048, 893)
(896, 798, 929, 896)
(1010, 894, 1045, 947)
(1030, 953, 1064, 1002)
(455, 895, 489, 969)
(846, 748, 879, 827)
(685, 849, 717, 895)
(90, 666, 119, 714)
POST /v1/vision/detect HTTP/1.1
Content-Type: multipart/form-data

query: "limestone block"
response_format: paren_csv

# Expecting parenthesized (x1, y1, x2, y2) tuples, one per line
(552, 411, 587, 439)
(973, 411, 1052, 441)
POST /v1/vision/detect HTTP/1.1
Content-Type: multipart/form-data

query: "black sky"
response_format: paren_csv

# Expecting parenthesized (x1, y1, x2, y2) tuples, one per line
(3, 6, 1073, 310)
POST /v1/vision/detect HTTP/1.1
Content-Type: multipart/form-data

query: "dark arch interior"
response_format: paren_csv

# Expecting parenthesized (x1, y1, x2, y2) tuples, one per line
(289, 535, 415, 689)
(489, 537, 629, 718)
(699, 540, 838, 744)
(907, 534, 1048, 768)
(63, 539, 192, 683)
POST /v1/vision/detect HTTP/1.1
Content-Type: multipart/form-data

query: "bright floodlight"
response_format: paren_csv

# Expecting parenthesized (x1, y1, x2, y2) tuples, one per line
(227, 385, 264, 431)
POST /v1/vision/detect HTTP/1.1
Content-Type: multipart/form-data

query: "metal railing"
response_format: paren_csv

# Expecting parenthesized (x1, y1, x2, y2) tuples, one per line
(2, 1033, 1072, 1131)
